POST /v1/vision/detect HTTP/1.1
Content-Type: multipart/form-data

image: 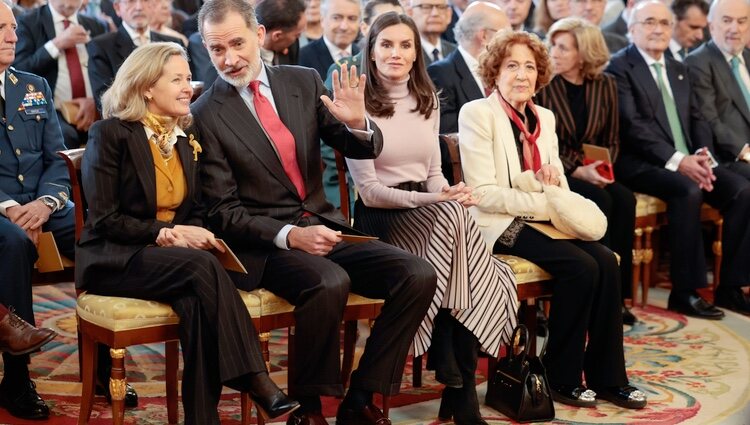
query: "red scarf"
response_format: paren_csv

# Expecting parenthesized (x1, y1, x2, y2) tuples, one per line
(498, 94, 542, 172)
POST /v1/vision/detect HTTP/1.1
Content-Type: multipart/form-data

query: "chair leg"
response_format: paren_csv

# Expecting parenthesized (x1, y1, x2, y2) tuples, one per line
(341, 320, 358, 389)
(642, 226, 654, 306)
(382, 395, 390, 417)
(631, 228, 643, 307)
(412, 355, 423, 388)
(260, 331, 271, 371)
(712, 218, 723, 290)
(240, 392, 252, 425)
(165, 341, 179, 424)
(77, 331, 97, 425)
(109, 348, 127, 425)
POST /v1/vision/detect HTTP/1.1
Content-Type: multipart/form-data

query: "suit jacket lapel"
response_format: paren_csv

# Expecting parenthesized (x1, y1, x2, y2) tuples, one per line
(172, 134, 195, 222)
(711, 42, 750, 124)
(116, 27, 136, 63)
(213, 78, 301, 197)
(5, 70, 25, 128)
(122, 120, 159, 215)
(41, 6, 56, 41)
(627, 46, 673, 143)
(488, 94, 522, 182)
(453, 52, 483, 101)
(547, 77, 576, 143)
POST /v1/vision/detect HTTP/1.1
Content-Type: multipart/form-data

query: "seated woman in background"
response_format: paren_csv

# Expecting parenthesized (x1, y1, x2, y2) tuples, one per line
(458, 30, 647, 410)
(76, 42, 298, 425)
(535, 17, 637, 324)
(346, 13, 519, 425)
(532, 0, 571, 37)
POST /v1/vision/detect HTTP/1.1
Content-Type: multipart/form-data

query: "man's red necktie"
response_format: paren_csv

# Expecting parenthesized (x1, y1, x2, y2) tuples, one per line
(248, 80, 306, 199)
(62, 19, 86, 99)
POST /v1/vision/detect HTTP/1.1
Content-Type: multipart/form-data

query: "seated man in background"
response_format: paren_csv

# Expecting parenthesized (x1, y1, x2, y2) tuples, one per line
(607, 0, 750, 319)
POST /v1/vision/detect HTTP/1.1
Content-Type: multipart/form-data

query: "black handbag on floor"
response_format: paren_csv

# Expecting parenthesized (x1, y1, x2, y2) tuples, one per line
(485, 324, 555, 423)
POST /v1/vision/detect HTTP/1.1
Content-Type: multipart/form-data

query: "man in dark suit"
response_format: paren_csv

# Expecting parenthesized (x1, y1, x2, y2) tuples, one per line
(192, 1, 437, 425)
(256, 0, 305, 66)
(0, 4, 74, 419)
(493, 0, 532, 31)
(427, 1, 509, 134)
(86, 0, 182, 111)
(669, 0, 708, 61)
(569, 0, 628, 54)
(684, 0, 750, 313)
(606, 0, 750, 319)
(187, 31, 218, 86)
(14, 0, 108, 148)
(408, 0, 456, 65)
(299, 0, 361, 78)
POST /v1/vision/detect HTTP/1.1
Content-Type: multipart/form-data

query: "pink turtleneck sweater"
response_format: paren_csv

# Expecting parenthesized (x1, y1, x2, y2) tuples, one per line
(347, 76, 448, 208)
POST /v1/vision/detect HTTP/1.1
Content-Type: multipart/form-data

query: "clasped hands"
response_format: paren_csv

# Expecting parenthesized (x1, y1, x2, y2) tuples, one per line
(439, 182, 479, 207)
(156, 225, 225, 252)
(6, 200, 53, 245)
(678, 149, 716, 191)
(320, 63, 367, 130)
(534, 164, 562, 186)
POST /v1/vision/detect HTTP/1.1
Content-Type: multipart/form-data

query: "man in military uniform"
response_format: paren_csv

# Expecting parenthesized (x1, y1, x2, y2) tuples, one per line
(0, 2, 75, 420)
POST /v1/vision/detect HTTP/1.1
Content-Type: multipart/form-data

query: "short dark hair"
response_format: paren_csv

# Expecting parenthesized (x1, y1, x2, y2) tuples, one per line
(198, 0, 258, 36)
(671, 0, 709, 20)
(363, 0, 401, 25)
(256, 0, 306, 31)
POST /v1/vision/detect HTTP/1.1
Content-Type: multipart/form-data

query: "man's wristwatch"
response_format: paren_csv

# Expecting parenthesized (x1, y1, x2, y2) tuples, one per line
(40, 197, 57, 211)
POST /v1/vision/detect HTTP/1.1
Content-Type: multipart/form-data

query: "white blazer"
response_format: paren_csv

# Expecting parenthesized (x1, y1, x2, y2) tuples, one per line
(458, 93, 568, 250)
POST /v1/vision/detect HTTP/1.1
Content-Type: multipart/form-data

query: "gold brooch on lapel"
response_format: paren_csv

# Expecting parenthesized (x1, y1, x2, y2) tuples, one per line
(8, 73, 17, 85)
(188, 134, 202, 161)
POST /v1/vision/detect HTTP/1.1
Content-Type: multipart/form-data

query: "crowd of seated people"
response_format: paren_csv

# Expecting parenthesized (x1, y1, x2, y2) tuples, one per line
(3, 0, 750, 422)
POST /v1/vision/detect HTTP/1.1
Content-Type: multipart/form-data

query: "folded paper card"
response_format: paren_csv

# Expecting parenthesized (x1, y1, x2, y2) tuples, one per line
(211, 239, 248, 274)
(35, 232, 65, 272)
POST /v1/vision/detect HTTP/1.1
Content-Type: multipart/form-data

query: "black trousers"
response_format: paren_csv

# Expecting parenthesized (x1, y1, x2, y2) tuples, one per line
(87, 247, 267, 425)
(494, 227, 628, 388)
(0, 207, 74, 382)
(622, 165, 750, 289)
(236, 240, 437, 398)
(568, 178, 636, 298)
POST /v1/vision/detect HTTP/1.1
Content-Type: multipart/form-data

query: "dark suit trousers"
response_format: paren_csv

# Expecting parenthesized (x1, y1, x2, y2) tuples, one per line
(246, 240, 437, 397)
(0, 206, 74, 380)
(86, 247, 267, 425)
(494, 227, 628, 388)
(568, 178, 636, 298)
(622, 166, 750, 290)
(56, 110, 87, 149)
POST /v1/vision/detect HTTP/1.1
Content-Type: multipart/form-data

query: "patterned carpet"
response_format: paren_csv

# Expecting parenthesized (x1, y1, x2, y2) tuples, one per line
(1, 283, 747, 424)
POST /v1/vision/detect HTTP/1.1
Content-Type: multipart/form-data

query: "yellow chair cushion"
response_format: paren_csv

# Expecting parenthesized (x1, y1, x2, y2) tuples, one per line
(495, 254, 552, 284)
(78, 289, 384, 332)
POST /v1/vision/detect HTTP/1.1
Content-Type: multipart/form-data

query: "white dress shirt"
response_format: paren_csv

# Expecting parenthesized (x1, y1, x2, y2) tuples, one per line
(42, 6, 93, 104)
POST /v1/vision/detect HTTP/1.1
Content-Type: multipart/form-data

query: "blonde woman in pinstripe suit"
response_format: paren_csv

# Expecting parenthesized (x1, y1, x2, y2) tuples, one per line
(534, 17, 637, 324)
(76, 43, 298, 425)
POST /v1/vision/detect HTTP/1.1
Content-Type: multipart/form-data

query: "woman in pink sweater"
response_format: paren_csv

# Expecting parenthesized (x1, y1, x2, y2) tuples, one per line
(346, 13, 519, 425)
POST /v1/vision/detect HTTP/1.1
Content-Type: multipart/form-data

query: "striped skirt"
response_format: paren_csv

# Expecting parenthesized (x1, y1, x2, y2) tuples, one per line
(354, 199, 519, 357)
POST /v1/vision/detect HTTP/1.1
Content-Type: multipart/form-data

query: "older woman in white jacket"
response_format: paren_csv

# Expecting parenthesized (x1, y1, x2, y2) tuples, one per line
(458, 30, 647, 410)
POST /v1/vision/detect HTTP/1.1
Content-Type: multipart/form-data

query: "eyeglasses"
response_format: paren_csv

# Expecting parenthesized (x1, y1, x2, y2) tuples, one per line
(412, 4, 451, 11)
(117, 0, 153, 5)
(634, 18, 673, 30)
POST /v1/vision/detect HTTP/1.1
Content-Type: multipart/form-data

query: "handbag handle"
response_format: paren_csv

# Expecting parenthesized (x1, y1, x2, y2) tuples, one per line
(508, 324, 531, 361)
(537, 324, 550, 358)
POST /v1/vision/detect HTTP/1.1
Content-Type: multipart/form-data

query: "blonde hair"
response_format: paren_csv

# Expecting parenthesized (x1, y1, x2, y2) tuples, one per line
(547, 17, 609, 80)
(477, 30, 552, 93)
(101, 42, 192, 128)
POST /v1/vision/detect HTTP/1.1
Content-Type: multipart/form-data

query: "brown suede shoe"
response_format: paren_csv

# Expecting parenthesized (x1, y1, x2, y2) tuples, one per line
(0, 310, 57, 355)
(336, 404, 391, 425)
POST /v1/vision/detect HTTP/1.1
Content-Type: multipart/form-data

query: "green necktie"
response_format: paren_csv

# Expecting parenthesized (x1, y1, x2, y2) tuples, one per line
(652, 62, 689, 154)
(730, 56, 750, 110)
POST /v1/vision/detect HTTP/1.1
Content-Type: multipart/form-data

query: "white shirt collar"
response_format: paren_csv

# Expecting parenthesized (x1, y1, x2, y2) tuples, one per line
(668, 39, 685, 61)
(457, 45, 477, 70)
(236, 64, 271, 97)
(718, 47, 746, 65)
(0, 71, 6, 99)
(48, 4, 79, 25)
(122, 21, 150, 45)
(636, 46, 666, 68)
(322, 36, 352, 60)
(421, 38, 442, 58)
(260, 47, 275, 66)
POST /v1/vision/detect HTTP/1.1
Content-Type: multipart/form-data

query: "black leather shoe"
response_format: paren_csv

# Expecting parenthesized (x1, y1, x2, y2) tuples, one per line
(287, 410, 329, 425)
(0, 380, 50, 420)
(549, 384, 596, 408)
(714, 287, 750, 314)
(247, 373, 299, 419)
(336, 403, 391, 425)
(95, 381, 138, 408)
(438, 387, 455, 420)
(667, 292, 725, 320)
(622, 305, 637, 326)
(591, 385, 647, 409)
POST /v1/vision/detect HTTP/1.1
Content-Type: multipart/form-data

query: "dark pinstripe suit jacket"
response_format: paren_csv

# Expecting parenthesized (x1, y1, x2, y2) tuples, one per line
(535, 74, 620, 174)
(75, 118, 204, 289)
(192, 65, 383, 289)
